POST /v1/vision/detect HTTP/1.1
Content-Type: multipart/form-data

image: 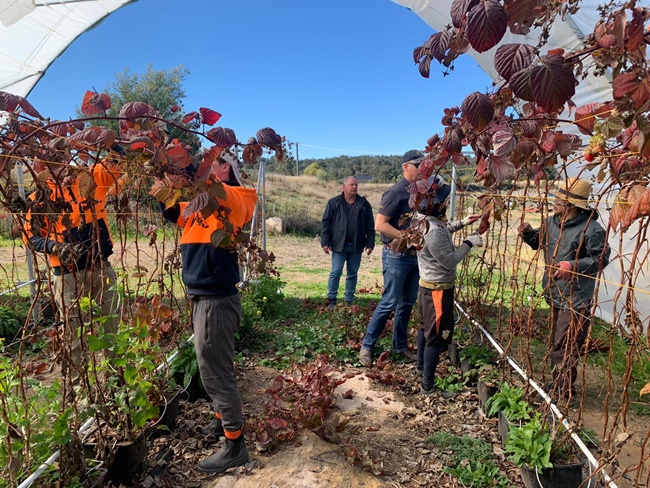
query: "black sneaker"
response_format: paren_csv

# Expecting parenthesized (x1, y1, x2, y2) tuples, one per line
(419, 385, 456, 399)
(394, 350, 417, 363)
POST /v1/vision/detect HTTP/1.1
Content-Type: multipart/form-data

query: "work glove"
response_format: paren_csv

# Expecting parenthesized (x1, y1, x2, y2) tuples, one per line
(461, 214, 481, 227)
(57, 243, 83, 267)
(464, 234, 484, 248)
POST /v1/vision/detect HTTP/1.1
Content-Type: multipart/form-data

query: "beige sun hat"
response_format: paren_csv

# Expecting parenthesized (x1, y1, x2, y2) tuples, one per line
(555, 177, 592, 210)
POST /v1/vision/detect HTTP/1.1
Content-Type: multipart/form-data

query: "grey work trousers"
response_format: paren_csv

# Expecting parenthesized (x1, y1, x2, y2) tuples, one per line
(52, 262, 119, 381)
(192, 293, 243, 434)
(550, 305, 591, 396)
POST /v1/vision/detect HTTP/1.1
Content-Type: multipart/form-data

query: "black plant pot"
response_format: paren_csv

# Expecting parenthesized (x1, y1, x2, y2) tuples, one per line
(448, 343, 460, 368)
(460, 359, 480, 385)
(460, 358, 471, 374)
(173, 371, 209, 402)
(520, 462, 584, 488)
(146, 388, 182, 438)
(497, 410, 511, 447)
(477, 379, 498, 415)
(83, 431, 147, 486)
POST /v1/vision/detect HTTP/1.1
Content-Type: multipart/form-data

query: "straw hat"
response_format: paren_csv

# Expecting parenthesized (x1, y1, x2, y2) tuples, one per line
(556, 177, 592, 210)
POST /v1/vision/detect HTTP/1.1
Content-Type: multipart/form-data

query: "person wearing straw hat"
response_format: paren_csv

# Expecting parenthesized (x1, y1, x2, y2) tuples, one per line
(520, 177, 610, 402)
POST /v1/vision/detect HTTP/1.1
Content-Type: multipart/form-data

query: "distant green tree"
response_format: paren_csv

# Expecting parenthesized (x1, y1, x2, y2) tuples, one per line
(78, 64, 201, 152)
(303, 162, 321, 176)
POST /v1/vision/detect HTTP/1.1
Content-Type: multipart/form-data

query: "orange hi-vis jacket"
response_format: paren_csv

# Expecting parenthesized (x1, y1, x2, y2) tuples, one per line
(164, 184, 257, 297)
(25, 162, 122, 274)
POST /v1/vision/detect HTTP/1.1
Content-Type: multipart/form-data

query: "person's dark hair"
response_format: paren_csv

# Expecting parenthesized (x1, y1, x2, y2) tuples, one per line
(418, 175, 451, 217)
(420, 198, 447, 218)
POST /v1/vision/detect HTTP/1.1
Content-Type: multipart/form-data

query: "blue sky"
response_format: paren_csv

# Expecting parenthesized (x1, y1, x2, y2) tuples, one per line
(27, 0, 493, 161)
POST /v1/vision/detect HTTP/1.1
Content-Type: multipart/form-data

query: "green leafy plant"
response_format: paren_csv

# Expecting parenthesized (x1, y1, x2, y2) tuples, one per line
(477, 363, 501, 387)
(87, 318, 161, 441)
(240, 274, 286, 345)
(435, 371, 465, 393)
(505, 413, 553, 470)
(0, 347, 65, 487)
(428, 431, 509, 487)
(459, 344, 495, 369)
(169, 340, 204, 393)
(485, 382, 532, 421)
(0, 306, 21, 339)
(446, 461, 509, 488)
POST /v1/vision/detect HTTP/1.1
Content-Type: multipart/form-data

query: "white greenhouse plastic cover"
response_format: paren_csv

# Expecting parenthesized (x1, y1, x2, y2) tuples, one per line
(392, 0, 648, 332)
(0, 0, 136, 97)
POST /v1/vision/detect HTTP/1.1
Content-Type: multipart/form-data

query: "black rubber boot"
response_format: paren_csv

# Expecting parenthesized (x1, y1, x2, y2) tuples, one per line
(201, 416, 225, 437)
(197, 436, 250, 474)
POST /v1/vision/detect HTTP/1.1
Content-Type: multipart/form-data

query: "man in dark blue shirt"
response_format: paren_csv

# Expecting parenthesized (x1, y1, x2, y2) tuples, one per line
(360, 150, 424, 367)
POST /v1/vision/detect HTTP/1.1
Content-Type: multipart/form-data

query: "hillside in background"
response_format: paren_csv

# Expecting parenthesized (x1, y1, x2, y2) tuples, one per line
(262, 174, 391, 236)
(262, 154, 405, 183)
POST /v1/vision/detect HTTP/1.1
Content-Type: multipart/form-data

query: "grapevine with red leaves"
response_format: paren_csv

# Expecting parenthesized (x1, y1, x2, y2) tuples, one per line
(0, 89, 287, 258)
(411, 1, 650, 233)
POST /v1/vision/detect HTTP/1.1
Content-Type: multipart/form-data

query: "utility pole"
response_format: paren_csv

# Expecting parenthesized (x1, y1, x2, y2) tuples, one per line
(295, 142, 300, 176)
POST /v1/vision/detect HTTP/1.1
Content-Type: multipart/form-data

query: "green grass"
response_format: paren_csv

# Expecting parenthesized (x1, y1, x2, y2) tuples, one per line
(428, 431, 509, 487)
(282, 266, 329, 275)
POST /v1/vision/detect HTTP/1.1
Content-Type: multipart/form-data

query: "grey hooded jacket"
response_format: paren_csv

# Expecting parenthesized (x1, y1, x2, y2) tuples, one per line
(521, 209, 611, 309)
(416, 214, 472, 285)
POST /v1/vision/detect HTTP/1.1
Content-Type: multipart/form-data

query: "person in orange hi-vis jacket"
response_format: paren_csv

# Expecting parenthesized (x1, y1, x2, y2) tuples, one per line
(162, 149, 256, 474)
(24, 145, 125, 384)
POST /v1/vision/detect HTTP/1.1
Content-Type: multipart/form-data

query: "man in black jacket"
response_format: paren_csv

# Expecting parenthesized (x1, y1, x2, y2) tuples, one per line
(321, 176, 375, 309)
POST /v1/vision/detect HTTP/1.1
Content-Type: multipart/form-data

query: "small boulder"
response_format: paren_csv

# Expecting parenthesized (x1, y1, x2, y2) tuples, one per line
(266, 217, 283, 234)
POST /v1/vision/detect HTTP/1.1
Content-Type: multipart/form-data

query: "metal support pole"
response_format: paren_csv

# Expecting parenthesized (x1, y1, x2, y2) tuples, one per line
(16, 161, 36, 299)
(449, 163, 458, 220)
(261, 159, 267, 251)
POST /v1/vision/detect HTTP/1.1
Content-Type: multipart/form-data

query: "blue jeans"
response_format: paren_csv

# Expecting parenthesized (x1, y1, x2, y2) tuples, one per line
(327, 242, 362, 304)
(362, 247, 419, 353)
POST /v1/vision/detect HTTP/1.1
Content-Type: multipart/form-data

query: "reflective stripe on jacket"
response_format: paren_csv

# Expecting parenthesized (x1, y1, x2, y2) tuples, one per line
(164, 185, 257, 297)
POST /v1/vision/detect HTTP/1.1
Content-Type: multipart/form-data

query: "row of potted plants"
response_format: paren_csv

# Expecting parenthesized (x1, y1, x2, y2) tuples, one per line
(450, 340, 589, 488)
(484, 382, 587, 488)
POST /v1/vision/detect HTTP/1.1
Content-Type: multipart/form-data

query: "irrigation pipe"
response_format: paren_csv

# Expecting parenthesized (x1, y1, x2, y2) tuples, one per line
(17, 334, 195, 488)
(0, 279, 39, 297)
(455, 301, 619, 488)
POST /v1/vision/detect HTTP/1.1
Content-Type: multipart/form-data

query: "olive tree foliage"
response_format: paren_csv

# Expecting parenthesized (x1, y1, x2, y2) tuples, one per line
(78, 64, 201, 152)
